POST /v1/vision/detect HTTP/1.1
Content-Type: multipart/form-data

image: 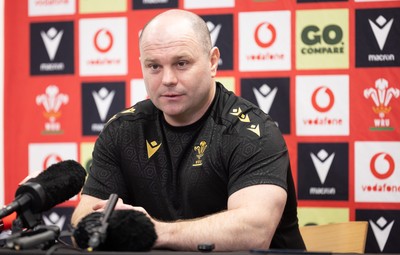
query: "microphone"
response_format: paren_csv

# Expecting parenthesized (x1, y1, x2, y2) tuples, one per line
(87, 193, 119, 251)
(74, 210, 157, 251)
(0, 160, 86, 228)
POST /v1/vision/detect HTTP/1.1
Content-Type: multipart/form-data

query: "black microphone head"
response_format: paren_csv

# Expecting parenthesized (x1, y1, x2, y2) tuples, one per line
(73, 212, 102, 249)
(15, 160, 87, 212)
(74, 210, 157, 251)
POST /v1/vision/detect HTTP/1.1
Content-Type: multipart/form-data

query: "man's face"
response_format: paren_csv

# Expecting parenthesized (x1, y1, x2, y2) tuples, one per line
(139, 20, 218, 126)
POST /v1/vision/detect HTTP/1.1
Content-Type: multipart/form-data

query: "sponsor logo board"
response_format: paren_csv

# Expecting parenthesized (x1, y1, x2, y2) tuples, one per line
(82, 82, 126, 135)
(296, 9, 349, 69)
(355, 142, 400, 203)
(298, 143, 349, 200)
(296, 75, 349, 136)
(241, 78, 290, 134)
(239, 11, 291, 71)
(79, 18, 127, 76)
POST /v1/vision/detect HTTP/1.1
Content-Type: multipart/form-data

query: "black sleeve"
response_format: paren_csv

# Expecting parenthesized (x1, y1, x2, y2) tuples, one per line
(82, 119, 129, 201)
(225, 113, 289, 196)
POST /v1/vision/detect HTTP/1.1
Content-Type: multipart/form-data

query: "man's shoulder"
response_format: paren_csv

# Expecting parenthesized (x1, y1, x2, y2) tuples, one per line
(213, 83, 286, 147)
(103, 100, 157, 128)
(215, 82, 275, 138)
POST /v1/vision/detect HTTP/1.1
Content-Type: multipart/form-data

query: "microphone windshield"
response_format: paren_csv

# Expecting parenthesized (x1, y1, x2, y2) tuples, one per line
(16, 160, 87, 212)
(74, 210, 157, 251)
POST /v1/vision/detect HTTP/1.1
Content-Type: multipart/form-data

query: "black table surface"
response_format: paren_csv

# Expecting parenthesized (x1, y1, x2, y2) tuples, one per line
(0, 246, 335, 255)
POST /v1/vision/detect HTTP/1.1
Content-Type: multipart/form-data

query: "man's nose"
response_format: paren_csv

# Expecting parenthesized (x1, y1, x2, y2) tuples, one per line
(162, 67, 178, 86)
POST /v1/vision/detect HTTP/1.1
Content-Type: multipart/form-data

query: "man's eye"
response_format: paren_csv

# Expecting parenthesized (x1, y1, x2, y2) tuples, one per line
(177, 61, 188, 68)
(149, 64, 159, 70)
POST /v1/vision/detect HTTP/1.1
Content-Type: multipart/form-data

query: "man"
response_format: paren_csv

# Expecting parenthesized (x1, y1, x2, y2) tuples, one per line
(72, 9, 305, 251)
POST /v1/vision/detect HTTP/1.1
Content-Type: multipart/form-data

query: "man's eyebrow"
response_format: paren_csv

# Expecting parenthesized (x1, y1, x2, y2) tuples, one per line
(173, 55, 191, 61)
(143, 54, 193, 63)
(143, 57, 157, 63)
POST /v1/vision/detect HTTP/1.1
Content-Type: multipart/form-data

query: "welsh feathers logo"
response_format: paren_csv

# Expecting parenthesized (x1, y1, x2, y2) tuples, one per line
(364, 78, 399, 131)
(36, 85, 69, 135)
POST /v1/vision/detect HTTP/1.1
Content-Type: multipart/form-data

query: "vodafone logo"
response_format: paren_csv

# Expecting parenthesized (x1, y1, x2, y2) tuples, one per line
(296, 75, 349, 136)
(28, 143, 78, 176)
(94, 28, 113, 53)
(43, 153, 63, 169)
(311, 86, 334, 113)
(28, 0, 75, 16)
(80, 17, 127, 76)
(356, 142, 400, 202)
(254, 22, 276, 48)
(370, 153, 395, 179)
(238, 11, 291, 71)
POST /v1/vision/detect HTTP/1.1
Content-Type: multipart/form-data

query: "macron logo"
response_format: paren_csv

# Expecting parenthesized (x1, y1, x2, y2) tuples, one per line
(41, 27, 63, 61)
(310, 149, 335, 185)
(370, 217, 394, 252)
(207, 21, 222, 47)
(253, 84, 277, 114)
(43, 212, 66, 231)
(92, 87, 115, 122)
(369, 15, 393, 51)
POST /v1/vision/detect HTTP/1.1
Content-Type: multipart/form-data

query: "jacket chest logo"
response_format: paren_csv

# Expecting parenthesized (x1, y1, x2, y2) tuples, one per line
(193, 141, 207, 167)
(146, 140, 161, 159)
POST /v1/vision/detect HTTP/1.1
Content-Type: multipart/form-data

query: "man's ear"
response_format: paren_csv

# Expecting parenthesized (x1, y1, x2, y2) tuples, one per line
(210, 47, 220, 77)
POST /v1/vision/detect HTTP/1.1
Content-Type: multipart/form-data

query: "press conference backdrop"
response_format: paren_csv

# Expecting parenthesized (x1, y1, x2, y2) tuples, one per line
(3, 0, 400, 253)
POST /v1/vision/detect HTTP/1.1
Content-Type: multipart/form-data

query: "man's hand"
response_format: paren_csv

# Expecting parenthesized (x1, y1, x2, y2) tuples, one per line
(93, 198, 152, 219)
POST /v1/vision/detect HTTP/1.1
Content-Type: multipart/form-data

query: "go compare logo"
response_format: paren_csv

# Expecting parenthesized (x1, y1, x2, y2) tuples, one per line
(301, 24, 344, 54)
(296, 9, 349, 70)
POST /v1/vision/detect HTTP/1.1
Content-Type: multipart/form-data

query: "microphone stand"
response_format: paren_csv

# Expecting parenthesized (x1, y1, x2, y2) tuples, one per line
(87, 193, 119, 251)
(4, 207, 58, 250)
(12, 209, 43, 234)
(5, 225, 60, 250)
